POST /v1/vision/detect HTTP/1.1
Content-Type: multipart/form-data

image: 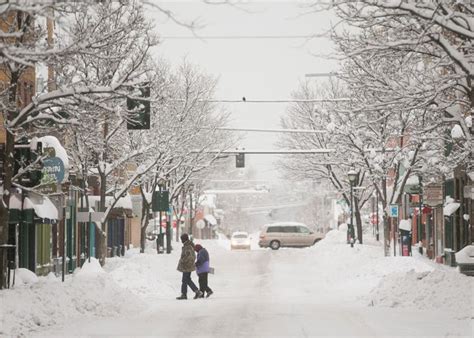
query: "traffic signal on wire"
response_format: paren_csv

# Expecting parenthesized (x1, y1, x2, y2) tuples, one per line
(236, 153, 245, 168)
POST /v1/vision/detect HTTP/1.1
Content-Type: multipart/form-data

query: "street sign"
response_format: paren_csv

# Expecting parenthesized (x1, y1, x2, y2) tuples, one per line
(389, 204, 399, 218)
(196, 219, 205, 229)
(77, 211, 105, 223)
(152, 190, 169, 212)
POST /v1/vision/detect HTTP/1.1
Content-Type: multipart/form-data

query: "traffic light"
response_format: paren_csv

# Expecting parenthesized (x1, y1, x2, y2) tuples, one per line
(152, 190, 169, 212)
(13, 139, 43, 187)
(236, 153, 245, 168)
(127, 83, 150, 130)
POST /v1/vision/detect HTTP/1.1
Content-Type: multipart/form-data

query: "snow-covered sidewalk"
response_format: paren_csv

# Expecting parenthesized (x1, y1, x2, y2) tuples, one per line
(0, 228, 472, 337)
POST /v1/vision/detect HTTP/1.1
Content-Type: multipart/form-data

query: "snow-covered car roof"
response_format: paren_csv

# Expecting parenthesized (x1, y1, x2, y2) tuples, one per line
(231, 231, 249, 237)
(265, 222, 308, 228)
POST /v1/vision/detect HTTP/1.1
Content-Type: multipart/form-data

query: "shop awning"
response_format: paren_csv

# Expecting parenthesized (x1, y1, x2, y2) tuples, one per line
(29, 195, 58, 220)
(9, 194, 58, 220)
(399, 219, 412, 231)
(443, 202, 460, 216)
(204, 214, 217, 226)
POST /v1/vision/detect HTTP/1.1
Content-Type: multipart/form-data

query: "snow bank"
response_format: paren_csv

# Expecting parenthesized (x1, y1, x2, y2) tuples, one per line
(300, 226, 473, 315)
(323, 227, 347, 243)
(368, 269, 473, 317)
(74, 257, 104, 278)
(104, 253, 176, 299)
(0, 260, 145, 337)
(14, 268, 39, 285)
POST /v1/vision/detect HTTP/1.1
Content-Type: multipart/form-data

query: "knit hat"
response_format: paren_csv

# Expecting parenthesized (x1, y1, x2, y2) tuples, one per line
(180, 233, 189, 243)
(194, 244, 202, 252)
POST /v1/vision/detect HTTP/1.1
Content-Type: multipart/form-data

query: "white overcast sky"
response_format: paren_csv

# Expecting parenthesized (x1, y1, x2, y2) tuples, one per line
(150, 1, 338, 180)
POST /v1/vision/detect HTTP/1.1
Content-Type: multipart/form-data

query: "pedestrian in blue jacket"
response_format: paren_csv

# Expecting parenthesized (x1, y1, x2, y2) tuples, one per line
(194, 244, 213, 298)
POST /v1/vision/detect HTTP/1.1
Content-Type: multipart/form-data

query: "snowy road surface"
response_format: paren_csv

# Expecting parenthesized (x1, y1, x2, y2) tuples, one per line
(3, 229, 473, 337)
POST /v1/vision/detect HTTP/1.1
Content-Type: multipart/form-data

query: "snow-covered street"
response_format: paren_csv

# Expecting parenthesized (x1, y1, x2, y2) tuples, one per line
(1, 229, 472, 337)
(1, 1, 474, 337)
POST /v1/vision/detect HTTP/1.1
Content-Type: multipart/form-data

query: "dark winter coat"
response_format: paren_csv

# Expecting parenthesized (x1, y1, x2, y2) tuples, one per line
(195, 247, 210, 274)
(177, 240, 196, 272)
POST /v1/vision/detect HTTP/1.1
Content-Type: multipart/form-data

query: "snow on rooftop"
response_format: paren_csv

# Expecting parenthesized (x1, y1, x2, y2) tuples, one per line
(88, 194, 133, 210)
(199, 194, 216, 208)
(203, 189, 268, 194)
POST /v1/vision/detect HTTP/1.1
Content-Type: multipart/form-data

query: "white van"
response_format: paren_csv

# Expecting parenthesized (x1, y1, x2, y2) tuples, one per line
(258, 222, 322, 250)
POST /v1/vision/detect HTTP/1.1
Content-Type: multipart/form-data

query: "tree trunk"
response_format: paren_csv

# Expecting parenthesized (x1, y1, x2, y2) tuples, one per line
(139, 184, 151, 253)
(97, 171, 107, 265)
(140, 225, 147, 253)
(354, 198, 363, 244)
(140, 201, 150, 253)
(383, 209, 390, 257)
(0, 133, 14, 289)
(0, 70, 19, 289)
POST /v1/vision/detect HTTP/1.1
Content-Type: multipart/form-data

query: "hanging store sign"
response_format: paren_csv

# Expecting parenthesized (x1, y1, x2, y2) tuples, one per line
(423, 184, 443, 206)
(463, 185, 474, 200)
(42, 156, 65, 183)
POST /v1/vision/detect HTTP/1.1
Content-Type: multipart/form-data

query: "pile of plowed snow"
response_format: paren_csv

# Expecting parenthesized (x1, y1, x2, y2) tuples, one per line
(313, 227, 472, 315)
(368, 268, 473, 316)
(0, 258, 145, 336)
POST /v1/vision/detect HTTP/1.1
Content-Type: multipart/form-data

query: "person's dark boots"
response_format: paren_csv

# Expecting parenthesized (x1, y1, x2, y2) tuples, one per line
(193, 290, 204, 299)
(206, 290, 213, 298)
(176, 294, 187, 300)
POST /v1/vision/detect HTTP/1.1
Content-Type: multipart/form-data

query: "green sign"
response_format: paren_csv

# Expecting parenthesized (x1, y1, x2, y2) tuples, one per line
(152, 190, 169, 212)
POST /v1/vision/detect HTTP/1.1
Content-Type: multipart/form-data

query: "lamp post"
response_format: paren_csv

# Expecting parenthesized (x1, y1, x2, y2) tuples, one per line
(418, 175, 423, 254)
(188, 183, 194, 239)
(165, 180, 172, 255)
(348, 169, 357, 248)
(157, 178, 166, 254)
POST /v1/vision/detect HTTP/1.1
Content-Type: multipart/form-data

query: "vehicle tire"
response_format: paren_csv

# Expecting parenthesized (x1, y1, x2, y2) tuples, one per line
(313, 239, 321, 245)
(270, 240, 280, 250)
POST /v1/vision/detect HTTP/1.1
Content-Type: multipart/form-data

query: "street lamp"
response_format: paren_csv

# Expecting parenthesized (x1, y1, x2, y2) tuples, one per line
(348, 169, 357, 248)
(188, 183, 194, 239)
(157, 178, 166, 254)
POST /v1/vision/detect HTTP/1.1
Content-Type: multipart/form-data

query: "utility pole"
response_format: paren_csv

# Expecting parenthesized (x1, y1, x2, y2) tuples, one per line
(376, 190, 380, 241)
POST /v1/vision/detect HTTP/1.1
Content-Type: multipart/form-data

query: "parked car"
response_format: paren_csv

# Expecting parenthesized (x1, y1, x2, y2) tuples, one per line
(230, 231, 251, 250)
(258, 222, 322, 250)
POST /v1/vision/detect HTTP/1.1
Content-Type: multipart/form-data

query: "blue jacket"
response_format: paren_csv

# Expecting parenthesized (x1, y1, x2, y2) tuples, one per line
(195, 247, 210, 274)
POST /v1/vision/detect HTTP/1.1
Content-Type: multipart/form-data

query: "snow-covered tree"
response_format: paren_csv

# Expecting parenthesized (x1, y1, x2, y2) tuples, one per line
(316, 0, 473, 169)
(0, 0, 160, 287)
(133, 62, 233, 252)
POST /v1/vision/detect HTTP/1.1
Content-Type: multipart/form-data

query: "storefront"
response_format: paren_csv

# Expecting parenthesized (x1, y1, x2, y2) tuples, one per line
(8, 192, 58, 276)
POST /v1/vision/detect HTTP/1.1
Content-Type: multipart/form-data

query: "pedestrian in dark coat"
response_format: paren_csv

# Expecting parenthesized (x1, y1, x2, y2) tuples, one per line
(176, 234, 203, 300)
(194, 244, 213, 298)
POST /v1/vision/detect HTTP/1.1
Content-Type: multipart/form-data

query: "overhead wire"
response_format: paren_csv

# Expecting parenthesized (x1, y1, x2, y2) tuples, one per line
(159, 35, 322, 40)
